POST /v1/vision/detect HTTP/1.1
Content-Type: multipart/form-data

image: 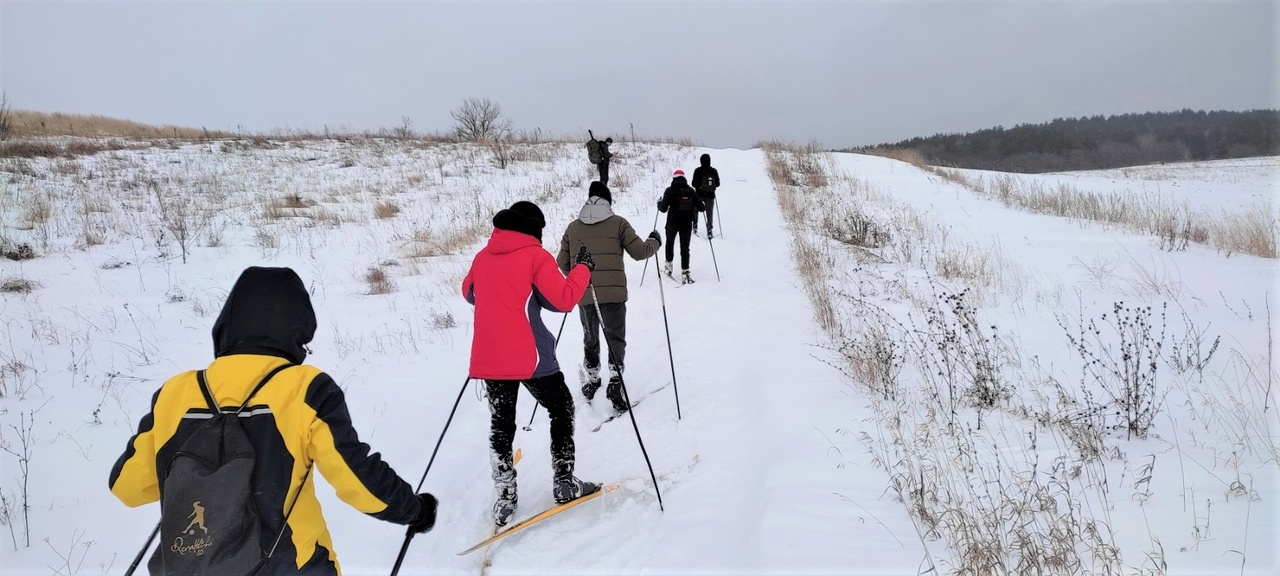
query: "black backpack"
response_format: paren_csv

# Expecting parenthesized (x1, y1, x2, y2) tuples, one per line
(676, 187, 697, 212)
(586, 138, 603, 165)
(149, 364, 295, 576)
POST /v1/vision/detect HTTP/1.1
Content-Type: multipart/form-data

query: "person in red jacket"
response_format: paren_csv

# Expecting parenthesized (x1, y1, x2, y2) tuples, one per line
(462, 201, 600, 527)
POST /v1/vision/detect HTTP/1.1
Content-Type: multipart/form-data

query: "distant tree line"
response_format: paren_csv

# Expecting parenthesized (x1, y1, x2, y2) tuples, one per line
(845, 109, 1279, 173)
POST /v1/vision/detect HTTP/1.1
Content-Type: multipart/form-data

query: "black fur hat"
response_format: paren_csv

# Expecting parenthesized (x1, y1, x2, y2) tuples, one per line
(588, 181, 613, 204)
(493, 201, 546, 241)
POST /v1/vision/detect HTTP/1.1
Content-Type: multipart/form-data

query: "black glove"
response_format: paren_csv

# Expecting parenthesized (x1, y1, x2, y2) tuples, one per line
(408, 493, 437, 535)
(656, 199, 667, 212)
(648, 231, 662, 247)
(575, 245, 596, 271)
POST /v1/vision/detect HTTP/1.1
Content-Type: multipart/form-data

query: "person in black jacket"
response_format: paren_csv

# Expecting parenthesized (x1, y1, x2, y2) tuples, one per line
(690, 153, 721, 238)
(598, 137, 614, 185)
(656, 169, 706, 284)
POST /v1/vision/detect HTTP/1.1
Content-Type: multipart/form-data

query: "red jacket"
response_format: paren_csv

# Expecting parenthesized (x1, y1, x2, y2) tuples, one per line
(462, 229, 591, 380)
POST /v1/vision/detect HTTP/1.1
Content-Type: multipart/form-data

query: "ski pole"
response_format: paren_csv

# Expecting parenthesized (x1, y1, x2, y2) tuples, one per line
(391, 376, 471, 576)
(652, 254, 681, 420)
(123, 522, 160, 576)
(587, 283, 664, 511)
(524, 312, 569, 431)
(707, 234, 721, 282)
(639, 205, 661, 287)
(716, 197, 724, 238)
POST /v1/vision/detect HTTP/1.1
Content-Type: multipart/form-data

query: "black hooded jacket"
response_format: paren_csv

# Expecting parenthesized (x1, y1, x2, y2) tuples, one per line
(213, 267, 317, 364)
(111, 266, 422, 575)
(691, 154, 720, 199)
(656, 176, 706, 228)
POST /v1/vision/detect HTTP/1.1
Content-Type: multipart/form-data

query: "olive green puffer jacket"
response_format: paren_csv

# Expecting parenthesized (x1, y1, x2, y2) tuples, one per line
(557, 198, 660, 305)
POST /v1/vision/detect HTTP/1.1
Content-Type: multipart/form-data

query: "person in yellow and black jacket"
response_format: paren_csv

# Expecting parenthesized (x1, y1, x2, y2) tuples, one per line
(109, 266, 437, 575)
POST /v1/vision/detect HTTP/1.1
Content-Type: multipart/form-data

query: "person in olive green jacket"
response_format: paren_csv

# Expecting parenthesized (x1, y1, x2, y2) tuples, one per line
(110, 266, 437, 575)
(557, 182, 661, 413)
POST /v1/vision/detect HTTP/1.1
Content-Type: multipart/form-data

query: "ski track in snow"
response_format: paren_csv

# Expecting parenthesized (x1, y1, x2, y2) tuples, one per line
(0, 142, 1275, 575)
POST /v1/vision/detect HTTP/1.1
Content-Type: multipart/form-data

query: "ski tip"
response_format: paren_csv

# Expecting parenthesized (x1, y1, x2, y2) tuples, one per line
(514, 448, 522, 466)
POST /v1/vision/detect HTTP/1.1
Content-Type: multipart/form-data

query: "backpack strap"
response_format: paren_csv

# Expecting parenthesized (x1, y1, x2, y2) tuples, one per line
(236, 363, 294, 414)
(195, 363, 295, 415)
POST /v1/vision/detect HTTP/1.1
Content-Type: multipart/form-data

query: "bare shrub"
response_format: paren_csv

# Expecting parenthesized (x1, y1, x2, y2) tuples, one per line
(824, 211, 885, 247)
(153, 185, 208, 264)
(374, 200, 401, 219)
(1059, 302, 1168, 439)
(905, 287, 1010, 420)
(0, 241, 34, 261)
(428, 309, 456, 329)
(0, 411, 35, 547)
(451, 97, 512, 142)
(364, 266, 394, 294)
(0, 277, 35, 293)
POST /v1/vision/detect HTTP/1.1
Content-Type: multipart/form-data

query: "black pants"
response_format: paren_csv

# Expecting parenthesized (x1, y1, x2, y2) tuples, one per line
(665, 223, 692, 270)
(580, 302, 627, 372)
(597, 161, 610, 185)
(702, 198, 715, 233)
(486, 373, 576, 484)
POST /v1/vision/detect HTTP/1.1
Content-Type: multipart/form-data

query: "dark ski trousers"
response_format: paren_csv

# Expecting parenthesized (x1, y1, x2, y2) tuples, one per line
(486, 373, 576, 487)
(580, 302, 627, 372)
(665, 223, 693, 271)
(597, 160, 610, 185)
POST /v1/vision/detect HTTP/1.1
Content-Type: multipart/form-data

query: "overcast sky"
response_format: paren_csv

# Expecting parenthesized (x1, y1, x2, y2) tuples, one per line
(2, 1, 1275, 149)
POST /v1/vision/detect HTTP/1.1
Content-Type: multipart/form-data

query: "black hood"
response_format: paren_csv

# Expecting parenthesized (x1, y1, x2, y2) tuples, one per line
(212, 267, 317, 364)
(700, 153, 711, 167)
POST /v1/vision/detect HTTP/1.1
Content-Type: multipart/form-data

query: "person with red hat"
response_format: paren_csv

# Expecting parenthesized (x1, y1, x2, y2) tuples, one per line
(462, 200, 600, 527)
(656, 169, 706, 284)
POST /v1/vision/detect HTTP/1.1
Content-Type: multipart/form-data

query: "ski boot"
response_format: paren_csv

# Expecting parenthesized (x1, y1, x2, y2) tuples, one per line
(707, 230, 714, 240)
(664, 261, 674, 280)
(553, 476, 601, 505)
(493, 483, 517, 527)
(605, 368, 628, 413)
(579, 364, 602, 400)
(682, 270, 694, 285)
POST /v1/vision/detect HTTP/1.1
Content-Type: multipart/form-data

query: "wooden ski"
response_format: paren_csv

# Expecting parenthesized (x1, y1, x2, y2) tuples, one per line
(458, 484, 618, 556)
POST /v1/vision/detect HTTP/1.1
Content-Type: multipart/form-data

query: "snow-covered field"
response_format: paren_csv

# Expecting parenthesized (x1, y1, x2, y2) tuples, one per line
(0, 139, 1275, 575)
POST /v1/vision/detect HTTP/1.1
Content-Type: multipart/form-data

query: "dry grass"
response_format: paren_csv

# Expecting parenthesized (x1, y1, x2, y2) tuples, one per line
(374, 200, 401, 219)
(861, 147, 929, 169)
(7, 109, 231, 139)
(364, 266, 395, 294)
(938, 169, 1278, 259)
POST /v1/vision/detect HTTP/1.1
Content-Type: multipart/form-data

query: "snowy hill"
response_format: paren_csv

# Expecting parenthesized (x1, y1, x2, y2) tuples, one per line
(0, 140, 1275, 575)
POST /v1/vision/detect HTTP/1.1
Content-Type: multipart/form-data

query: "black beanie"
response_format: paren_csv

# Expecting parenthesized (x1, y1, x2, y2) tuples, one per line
(493, 201, 546, 241)
(588, 181, 613, 204)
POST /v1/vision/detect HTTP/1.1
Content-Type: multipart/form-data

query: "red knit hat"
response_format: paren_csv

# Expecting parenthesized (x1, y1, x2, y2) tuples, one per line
(673, 169, 686, 178)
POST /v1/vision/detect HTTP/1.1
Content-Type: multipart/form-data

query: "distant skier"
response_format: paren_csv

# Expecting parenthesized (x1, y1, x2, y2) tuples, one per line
(691, 154, 721, 238)
(557, 181, 661, 413)
(657, 169, 706, 284)
(462, 201, 601, 527)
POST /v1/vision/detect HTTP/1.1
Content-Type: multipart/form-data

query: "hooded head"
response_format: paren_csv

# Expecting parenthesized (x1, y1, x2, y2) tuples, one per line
(588, 181, 613, 204)
(700, 153, 711, 167)
(605, 137, 613, 144)
(212, 267, 317, 364)
(492, 200, 546, 241)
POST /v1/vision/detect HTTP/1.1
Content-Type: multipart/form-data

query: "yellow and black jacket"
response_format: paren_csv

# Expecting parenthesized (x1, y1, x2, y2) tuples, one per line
(109, 267, 421, 575)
